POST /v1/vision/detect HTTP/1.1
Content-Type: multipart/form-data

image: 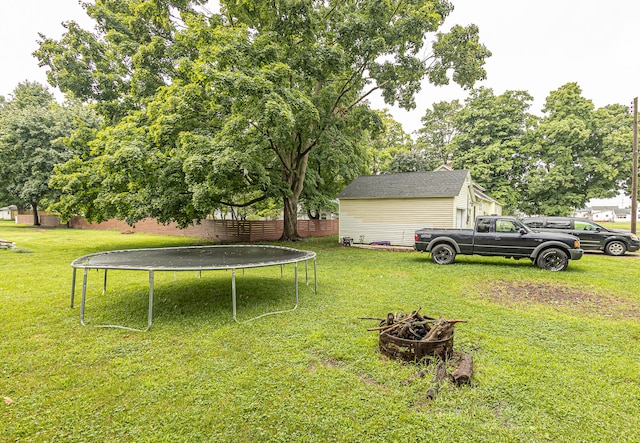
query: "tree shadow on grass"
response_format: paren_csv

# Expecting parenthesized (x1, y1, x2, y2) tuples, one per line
(75, 269, 310, 329)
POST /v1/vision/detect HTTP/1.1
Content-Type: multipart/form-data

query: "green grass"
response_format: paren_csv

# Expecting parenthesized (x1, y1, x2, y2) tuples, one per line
(599, 221, 634, 231)
(1, 220, 639, 442)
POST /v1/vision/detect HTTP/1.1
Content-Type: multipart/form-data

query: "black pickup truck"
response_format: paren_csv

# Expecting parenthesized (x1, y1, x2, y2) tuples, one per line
(414, 216, 583, 271)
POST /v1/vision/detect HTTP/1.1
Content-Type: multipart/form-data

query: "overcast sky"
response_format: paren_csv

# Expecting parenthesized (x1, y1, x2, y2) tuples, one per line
(2, 0, 638, 134)
(380, 0, 640, 134)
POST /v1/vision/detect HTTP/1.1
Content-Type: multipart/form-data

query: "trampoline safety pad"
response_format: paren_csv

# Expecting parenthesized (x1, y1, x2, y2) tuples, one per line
(70, 245, 317, 331)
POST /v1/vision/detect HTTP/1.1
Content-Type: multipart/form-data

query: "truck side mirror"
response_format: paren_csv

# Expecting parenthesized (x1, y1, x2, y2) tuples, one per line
(519, 228, 527, 234)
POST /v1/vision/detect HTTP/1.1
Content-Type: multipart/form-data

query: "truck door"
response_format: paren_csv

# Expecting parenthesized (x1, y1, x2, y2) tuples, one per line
(490, 218, 539, 257)
(471, 217, 495, 254)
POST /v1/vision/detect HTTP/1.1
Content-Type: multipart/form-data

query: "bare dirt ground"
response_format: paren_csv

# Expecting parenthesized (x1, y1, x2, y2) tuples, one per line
(487, 281, 640, 319)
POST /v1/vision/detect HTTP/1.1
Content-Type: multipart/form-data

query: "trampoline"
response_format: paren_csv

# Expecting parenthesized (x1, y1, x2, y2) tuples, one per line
(70, 245, 317, 331)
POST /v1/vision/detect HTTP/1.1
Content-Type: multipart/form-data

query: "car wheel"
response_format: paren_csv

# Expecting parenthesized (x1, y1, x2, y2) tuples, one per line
(605, 241, 627, 256)
(536, 248, 569, 271)
(431, 243, 456, 265)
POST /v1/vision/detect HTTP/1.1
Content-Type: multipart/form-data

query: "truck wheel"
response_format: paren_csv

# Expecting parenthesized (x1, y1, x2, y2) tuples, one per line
(605, 241, 626, 256)
(535, 248, 569, 271)
(431, 244, 456, 265)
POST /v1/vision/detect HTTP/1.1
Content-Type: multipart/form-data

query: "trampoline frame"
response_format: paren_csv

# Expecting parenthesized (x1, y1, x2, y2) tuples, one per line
(70, 245, 317, 331)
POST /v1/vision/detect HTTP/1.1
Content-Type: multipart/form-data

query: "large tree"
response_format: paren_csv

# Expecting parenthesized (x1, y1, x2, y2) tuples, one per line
(448, 87, 537, 213)
(38, 0, 491, 240)
(414, 99, 462, 168)
(363, 109, 412, 174)
(521, 83, 632, 215)
(0, 82, 83, 225)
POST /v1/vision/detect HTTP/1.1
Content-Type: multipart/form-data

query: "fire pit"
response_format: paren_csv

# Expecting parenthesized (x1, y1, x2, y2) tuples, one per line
(366, 309, 473, 399)
(369, 311, 463, 362)
(379, 331, 454, 361)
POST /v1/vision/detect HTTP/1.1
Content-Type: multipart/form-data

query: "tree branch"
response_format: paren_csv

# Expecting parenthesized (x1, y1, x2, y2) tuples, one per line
(343, 79, 390, 114)
(217, 193, 268, 208)
(249, 119, 290, 173)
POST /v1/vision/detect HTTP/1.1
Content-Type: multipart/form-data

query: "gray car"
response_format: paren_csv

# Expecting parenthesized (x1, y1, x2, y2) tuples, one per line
(521, 216, 640, 256)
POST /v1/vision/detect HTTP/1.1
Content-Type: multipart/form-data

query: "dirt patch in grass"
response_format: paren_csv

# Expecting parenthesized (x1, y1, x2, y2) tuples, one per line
(487, 281, 640, 318)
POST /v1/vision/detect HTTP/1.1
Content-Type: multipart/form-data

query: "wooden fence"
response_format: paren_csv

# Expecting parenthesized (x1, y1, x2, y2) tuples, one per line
(45, 216, 338, 242)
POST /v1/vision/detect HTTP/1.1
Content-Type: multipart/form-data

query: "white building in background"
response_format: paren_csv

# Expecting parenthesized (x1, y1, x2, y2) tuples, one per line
(337, 168, 503, 247)
(575, 206, 636, 222)
(583, 193, 639, 222)
(0, 205, 17, 220)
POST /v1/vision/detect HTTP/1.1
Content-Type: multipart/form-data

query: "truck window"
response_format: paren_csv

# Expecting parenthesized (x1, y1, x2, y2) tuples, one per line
(496, 219, 519, 233)
(476, 219, 491, 233)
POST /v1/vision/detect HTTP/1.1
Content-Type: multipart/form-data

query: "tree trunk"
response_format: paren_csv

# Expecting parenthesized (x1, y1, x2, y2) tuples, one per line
(280, 150, 310, 241)
(282, 194, 300, 241)
(31, 202, 40, 226)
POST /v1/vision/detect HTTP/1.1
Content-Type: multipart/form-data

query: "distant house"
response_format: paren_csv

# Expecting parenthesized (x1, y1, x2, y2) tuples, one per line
(591, 206, 616, 222)
(337, 169, 502, 246)
(575, 206, 634, 222)
(574, 207, 592, 218)
(589, 206, 632, 222)
(0, 205, 17, 220)
(614, 208, 632, 221)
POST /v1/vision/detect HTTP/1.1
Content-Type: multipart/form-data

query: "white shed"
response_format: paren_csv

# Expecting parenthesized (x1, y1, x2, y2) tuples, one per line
(0, 205, 17, 220)
(337, 170, 501, 247)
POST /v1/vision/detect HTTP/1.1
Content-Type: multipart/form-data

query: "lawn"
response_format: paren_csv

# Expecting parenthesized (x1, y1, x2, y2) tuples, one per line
(600, 221, 635, 231)
(1, 221, 639, 442)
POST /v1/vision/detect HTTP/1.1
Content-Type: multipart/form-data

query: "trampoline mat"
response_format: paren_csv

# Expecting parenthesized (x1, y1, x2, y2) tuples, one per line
(71, 245, 316, 271)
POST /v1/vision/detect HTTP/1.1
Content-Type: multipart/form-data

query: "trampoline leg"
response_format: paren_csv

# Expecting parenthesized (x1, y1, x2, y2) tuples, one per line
(295, 262, 299, 308)
(232, 268, 237, 322)
(80, 269, 88, 326)
(70, 268, 77, 308)
(146, 271, 154, 331)
(314, 258, 317, 294)
(103, 269, 108, 294)
(305, 260, 309, 285)
(280, 264, 283, 278)
(236, 258, 310, 323)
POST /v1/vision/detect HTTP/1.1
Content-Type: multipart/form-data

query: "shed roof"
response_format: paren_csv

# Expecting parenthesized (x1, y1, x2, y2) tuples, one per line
(337, 170, 471, 199)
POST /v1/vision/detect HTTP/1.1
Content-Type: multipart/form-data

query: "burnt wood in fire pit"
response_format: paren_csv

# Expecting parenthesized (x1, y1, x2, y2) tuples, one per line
(379, 331, 453, 361)
(369, 311, 464, 362)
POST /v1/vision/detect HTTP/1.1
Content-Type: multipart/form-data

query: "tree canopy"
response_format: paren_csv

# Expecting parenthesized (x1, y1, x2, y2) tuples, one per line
(413, 99, 462, 169)
(448, 87, 537, 213)
(521, 83, 632, 215)
(37, 0, 491, 239)
(414, 83, 634, 216)
(0, 82, 89, 225)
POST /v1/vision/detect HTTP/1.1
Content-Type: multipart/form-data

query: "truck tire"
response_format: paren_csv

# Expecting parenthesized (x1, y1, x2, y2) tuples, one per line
(431, 243, 456, 265)
(604, 241, 626, 256)
(535, 248, 569, 271)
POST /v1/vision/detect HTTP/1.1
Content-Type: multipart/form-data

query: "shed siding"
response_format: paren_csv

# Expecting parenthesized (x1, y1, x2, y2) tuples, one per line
(477, 198, 502, 216)
(339, 198, 454, 246)
(453, 176, 473, 228)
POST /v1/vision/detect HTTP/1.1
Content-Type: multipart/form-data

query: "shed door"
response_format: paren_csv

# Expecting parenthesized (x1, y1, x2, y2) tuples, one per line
(456, 209, 465, 228)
